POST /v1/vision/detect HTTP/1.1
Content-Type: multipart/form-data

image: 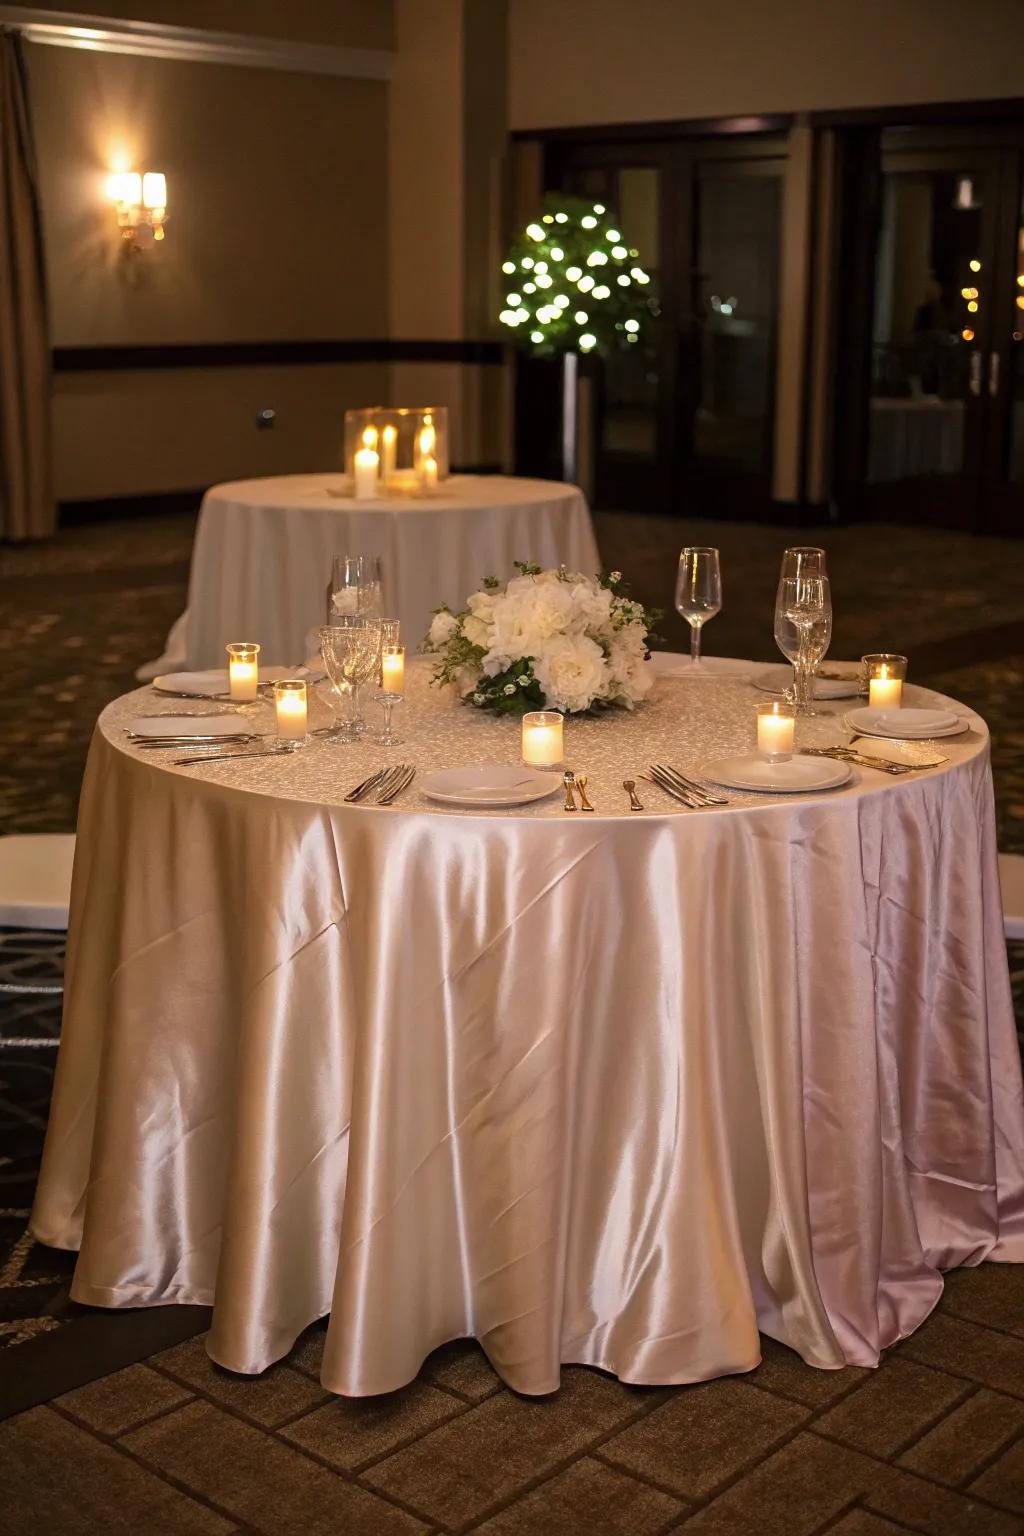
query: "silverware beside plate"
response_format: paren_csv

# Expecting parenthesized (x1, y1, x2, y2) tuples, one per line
(172, 745, 297, 765)
(623, 778, 644, 811)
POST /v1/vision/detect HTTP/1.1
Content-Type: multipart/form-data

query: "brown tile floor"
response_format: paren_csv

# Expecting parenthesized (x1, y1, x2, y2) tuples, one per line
(4, 1281, 1024, 1534)
(2, 509, 1024, 1533)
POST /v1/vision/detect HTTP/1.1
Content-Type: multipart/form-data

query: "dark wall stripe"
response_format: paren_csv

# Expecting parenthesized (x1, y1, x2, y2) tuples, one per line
(52, 339, 505, 373)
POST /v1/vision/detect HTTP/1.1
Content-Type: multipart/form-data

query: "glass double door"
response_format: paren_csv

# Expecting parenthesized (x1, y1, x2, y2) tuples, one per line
(552, 138, 786, 516)
(862, 131, 1024, 531)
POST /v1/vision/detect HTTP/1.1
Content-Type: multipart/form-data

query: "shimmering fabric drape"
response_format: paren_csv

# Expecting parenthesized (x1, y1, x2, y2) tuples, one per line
(0, 30, 53, 540)
(32, 677, 1024, 1395)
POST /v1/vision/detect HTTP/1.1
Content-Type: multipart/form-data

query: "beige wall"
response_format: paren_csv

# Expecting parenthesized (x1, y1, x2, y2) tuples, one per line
(21, 0, 394, 50)
(29, 40, 390, 497)
(509, 0, 1024, 129)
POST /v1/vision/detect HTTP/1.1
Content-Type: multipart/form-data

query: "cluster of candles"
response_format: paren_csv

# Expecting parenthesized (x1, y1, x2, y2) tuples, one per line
(226, 634, 406, 746)
(353, 419, 439, 500)
(755, 652, 909, 761)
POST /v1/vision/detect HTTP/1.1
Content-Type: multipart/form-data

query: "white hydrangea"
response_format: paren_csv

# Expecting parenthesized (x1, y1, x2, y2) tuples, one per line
(531, 633, 607, 714)
(427, 608, 458, 647)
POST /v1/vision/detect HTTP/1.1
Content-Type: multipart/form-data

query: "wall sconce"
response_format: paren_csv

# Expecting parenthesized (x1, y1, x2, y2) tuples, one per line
(106, 171, 168, 251)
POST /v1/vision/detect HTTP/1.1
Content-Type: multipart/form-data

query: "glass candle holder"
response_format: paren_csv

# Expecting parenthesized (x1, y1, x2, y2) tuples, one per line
(522, 710, 564, 769)
(756, 700, 796, 761)
(274, 678, 307, 744)
(226, 642, 260, 701)
(343, 407, 449, 494)
(864, 653, 908, 709)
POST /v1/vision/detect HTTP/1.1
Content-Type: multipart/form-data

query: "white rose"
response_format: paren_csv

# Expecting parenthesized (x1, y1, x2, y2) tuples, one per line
(467, 590, 498, 621)
(428, 609, 458, 647)
(570, 581, 614, 633)
(492, 585, 574, 656)
(532, 633, 607, 713)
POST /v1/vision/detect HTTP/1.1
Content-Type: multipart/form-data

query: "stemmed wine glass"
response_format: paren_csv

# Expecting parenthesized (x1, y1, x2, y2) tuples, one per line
(318, 618, 383, 743)
(326, 556, 384, 729)
(776, 547, 830, 713)
(675, 547, 722, 667)
(775, 574, 832, 716)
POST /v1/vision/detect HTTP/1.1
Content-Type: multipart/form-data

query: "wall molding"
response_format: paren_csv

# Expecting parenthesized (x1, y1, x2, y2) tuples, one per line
(0, 6, 394, 80)
(52, 339, 505, 373)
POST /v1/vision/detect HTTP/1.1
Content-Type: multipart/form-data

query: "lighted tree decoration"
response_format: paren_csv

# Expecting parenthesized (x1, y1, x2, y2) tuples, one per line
(499, 193, 657, 480)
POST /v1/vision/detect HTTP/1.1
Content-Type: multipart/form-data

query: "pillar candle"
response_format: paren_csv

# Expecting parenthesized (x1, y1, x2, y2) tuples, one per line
(381, 424, 397, 482)
(869, 664, 903, 709)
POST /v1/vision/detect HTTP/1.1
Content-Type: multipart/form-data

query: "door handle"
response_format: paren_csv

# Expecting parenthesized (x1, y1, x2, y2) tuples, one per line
(969, 350, 982, 397)
(989, 351, 1000, 397)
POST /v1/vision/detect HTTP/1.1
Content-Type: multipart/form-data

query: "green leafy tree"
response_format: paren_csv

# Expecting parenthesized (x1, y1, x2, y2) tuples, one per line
(499, 193, 657, 357)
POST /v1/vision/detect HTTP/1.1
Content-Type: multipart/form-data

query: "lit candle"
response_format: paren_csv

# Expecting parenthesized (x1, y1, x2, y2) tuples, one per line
(756, 700, 795, 760)
(226, 642, 260, 701)
(869, 662, 903, 710)
(354, 426, 379, 499)
(522, 709, 564, 768)
(421, 454, 439, 491)
(381, 645, 405, 694)
(381, 423, 397, 483)
(418, 421, 436, 461)
(274, 678, 307, 741)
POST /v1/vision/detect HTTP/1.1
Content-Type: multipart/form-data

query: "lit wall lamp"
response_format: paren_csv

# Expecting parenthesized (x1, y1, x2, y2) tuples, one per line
(106, 171, 168, 252)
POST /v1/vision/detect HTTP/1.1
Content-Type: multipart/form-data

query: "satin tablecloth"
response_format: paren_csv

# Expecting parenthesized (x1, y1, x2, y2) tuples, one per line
(32, 660, 1024, 1396)
(143, 473, 599, 675)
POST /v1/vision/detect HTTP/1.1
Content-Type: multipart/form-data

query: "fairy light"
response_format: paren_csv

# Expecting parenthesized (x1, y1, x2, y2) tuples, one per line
(498, 197, 655, 355)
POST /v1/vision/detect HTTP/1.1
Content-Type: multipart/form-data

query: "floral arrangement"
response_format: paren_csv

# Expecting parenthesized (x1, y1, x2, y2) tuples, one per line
(424, 563, 658, 717)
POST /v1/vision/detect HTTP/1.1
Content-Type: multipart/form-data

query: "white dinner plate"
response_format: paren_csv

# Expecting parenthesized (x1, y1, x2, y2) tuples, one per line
(153, 666, 297, 696)
(844, 706, 968, 740)
(421, 765, 563, 807)
(129, 714, 247, 738)
(702, 754, 852, 794)
(751, 663, 859, 700)
(649, 653, 752, 680)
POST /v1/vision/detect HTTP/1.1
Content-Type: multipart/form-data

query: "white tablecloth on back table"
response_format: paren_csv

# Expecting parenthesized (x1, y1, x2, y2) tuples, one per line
(32, 662, 1024, 1396)
(147, 474, 600, 673)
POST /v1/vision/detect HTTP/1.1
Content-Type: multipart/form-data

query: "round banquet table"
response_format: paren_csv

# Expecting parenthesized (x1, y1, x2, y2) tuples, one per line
(32, 658, 1024, 1397)
(148, 473, 600, 675)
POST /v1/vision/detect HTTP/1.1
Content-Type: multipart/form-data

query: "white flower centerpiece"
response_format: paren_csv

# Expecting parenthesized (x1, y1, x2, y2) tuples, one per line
(424, 563, 659, 718)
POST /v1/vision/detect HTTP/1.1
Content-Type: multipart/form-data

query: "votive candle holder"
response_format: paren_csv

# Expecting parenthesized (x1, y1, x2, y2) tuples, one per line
(226, 642, 260, 701)
(522, 710, 564, 769)
(864, 653, 907, 709)
(756, 700, 796, 761)
(274, 678, 308, 743)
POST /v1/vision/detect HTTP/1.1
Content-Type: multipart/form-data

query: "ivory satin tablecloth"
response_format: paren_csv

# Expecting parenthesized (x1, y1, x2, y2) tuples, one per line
(146, 474, 600, 674)
(32, 661, 1024, 1396)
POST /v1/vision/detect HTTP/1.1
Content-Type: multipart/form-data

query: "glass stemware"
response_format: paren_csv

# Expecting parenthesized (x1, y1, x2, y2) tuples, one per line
(776, 574, 832, 715)
(675, 547, 722, 667)
(779, 546, 827, 580)
(327, 555, 384, 620)
(318, 619, 383, 743)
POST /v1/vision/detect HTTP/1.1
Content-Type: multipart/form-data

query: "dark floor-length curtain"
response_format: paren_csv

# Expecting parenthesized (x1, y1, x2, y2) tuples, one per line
(0, 29, 53, 540)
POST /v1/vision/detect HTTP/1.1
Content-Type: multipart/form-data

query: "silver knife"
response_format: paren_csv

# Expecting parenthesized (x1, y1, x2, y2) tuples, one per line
(345, 767, 388, 802)
(172, 746, 294, 765)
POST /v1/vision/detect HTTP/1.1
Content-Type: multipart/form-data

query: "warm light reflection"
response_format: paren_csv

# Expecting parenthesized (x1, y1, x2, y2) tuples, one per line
(962, 327, 975, 340)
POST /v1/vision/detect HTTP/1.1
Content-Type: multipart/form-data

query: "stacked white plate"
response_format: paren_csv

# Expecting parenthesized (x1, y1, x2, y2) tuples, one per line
(129, 714, 248, 738)
(751, 663, 860, 700)
(701, 756, 852, 794)
(153, 666, 299, 697)
(845, 706, 968, 740)
(421, 765, 562, 807)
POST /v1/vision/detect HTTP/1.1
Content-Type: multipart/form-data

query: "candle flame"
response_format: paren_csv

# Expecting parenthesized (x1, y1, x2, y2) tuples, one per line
(362, 426, 378, 449)
(880, 663, 889, 680)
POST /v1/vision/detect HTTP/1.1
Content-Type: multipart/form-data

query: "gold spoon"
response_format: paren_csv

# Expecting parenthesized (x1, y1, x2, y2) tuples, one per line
(575, 773, 595, 812)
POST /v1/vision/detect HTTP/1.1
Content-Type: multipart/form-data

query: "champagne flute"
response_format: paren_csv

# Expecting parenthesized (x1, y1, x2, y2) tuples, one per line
(777, 574, 831, 715)
(675, 547, 722, 667)
(777, 549, 830, 710)
(327, 555, 384, 620)
(318, 619, 383, 743)
(779, 546, 827, 580)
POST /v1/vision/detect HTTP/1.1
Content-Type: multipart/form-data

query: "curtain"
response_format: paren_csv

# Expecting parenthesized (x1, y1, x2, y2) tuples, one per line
(0, 29, 53, 540)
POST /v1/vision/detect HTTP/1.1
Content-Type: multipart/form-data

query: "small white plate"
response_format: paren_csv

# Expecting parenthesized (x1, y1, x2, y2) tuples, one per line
(702, 754, 852, 794)
(844, 706, 968, 740)
(421, 765, 563, 807)
(129, 714, 249, 738)
(153, 666, 295, 697)
(751, 663, 859, 700)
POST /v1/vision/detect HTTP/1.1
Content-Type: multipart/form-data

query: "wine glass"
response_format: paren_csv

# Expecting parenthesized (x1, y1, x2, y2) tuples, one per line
(327, 555, 384, 620)
(318, 619, 383, 743)
(776, 574, 831, 715)
(675, 547, 722, 667)
(779, 546, 827, 580)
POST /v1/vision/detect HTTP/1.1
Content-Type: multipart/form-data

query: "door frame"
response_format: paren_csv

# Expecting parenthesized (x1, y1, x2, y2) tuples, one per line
(542, 133, 788, 516)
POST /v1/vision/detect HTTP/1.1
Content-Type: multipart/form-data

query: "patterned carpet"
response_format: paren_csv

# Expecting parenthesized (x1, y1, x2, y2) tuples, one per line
(0, 511, 1022, 1534)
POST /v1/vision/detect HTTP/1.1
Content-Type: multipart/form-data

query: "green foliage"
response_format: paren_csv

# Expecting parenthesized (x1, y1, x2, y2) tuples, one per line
(499, 193, 658, 358)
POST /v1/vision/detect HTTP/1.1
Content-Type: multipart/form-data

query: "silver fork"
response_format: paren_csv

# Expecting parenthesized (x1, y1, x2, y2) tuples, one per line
(640, 769, 699, 808)
(345, 767, 388, 803)
(377, 765, 415, 804)
(652, 763, 729, 806)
